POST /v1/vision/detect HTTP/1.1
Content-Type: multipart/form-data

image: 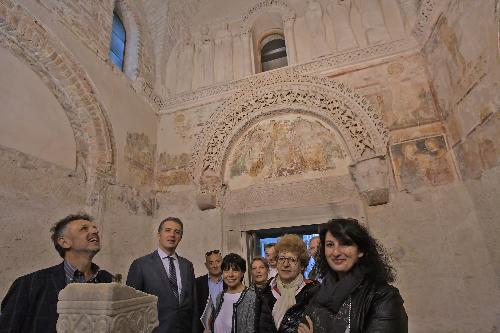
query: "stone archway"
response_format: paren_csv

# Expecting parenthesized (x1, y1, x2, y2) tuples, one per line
(0, 0, 116, 206)
(192, 72, 390, 209)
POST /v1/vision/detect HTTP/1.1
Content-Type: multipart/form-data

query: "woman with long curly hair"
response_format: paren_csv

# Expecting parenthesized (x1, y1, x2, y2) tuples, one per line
(298, 218, 407, 333)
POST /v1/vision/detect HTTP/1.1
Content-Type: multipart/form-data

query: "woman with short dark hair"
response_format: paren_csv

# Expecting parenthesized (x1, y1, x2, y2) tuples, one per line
(298, 218, 408, 333)
(208, 253, 257, 333)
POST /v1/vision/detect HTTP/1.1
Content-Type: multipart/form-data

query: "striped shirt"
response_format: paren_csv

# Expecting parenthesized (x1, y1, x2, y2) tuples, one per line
(64, 260, 101, 284)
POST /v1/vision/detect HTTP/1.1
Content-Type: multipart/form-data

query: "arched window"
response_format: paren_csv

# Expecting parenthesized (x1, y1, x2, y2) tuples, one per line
(109, 12, 126, 71)
(260, 34, 287, 72)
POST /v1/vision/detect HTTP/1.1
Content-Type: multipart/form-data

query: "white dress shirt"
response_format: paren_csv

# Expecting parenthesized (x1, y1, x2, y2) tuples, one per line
(158, 248, 182, 297)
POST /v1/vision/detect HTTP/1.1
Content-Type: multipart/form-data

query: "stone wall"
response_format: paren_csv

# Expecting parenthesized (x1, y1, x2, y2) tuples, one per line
(367, 181, 500, 332)
(0, 0, 158, 300)
(37, 0, 114, 60)
(0, 46, 76, 170)
(0, 146, 87, 297)
(0, 145, 159, 299)
(423, 0, 500, 296)
(36, 0, 155, 84)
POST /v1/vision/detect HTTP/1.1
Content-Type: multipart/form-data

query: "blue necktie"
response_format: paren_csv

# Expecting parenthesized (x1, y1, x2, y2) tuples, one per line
(168, 256, 179, 302)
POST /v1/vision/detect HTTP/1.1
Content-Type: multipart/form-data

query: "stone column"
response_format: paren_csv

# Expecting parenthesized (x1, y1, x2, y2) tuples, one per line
(57, 283, 158, 333)
(240, 30, 253, 77)
(350, 155, 389, 206)
(283, 15, 297, 65)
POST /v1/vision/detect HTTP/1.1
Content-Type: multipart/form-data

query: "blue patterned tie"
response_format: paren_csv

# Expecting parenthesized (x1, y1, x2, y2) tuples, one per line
(168, 256, 179, 302)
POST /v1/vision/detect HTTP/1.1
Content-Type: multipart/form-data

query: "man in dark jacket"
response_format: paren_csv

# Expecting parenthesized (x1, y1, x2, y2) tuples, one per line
(195, 249, 226, 333)
(0, 213, 114, 333)
(127, 217, 198, 333)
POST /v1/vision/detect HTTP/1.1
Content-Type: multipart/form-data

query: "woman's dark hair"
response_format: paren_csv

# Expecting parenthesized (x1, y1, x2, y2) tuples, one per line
(222, 253, 247, 280)
(317, 218, 395, 283)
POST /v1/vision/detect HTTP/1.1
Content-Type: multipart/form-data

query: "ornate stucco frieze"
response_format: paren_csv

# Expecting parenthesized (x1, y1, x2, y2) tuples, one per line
(190, 73, 390, 209)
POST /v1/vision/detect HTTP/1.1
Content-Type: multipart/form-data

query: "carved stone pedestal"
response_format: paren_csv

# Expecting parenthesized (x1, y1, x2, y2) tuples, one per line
(57, 283, 158, 333)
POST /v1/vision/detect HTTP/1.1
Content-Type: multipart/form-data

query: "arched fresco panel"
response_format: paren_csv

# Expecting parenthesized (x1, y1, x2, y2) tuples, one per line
(225, 114, 352, 189)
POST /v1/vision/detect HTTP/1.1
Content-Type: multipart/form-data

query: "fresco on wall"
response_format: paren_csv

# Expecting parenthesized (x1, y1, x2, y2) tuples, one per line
(227, 116, 350, 186)
(338, 55, 439, 131)
(425, 14, 490, 119)
(390, 135, 456, 191)
(156, 152, 192, 190)
(454, 112, 500, 180)
(124, 132, 155, 186)
(389, 80, 438, 128)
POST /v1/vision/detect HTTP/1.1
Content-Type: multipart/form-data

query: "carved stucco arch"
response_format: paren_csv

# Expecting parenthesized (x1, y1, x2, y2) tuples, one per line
(0, 0, 116, 204)
(192, 72, 390, 209)
(241, 0, 295, 33)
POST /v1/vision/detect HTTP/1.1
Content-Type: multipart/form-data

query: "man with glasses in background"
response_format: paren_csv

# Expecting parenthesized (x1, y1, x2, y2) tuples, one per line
(196, 249, 226, 333)
(264, 243, 278, 279)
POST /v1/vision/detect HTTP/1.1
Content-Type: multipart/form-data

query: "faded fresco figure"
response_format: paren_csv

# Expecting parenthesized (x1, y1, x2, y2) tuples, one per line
(327, 0, 359, 51)
(193, 26, 215, 89)
(391, 135, 455, 190)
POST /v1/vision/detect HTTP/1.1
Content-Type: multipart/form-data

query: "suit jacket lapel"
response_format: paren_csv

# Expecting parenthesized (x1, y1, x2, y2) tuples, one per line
(179, 257, 189, 303)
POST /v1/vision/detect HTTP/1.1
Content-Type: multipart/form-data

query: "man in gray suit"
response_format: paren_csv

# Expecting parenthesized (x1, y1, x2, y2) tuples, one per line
(126, 217, 198, 333)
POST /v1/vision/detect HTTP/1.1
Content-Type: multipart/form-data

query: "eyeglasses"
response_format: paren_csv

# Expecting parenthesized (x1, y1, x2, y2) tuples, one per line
(277, 256, 298, 265)
(205, 250, 221, 257)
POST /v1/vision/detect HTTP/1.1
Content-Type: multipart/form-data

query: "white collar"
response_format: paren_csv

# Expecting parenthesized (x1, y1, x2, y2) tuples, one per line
(157, 248, 177, 260)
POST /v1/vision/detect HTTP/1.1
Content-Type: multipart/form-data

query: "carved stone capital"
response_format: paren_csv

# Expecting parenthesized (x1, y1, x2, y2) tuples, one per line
(350, 156, 389, 206)
(196, 191, 218, 211)
(57, 283, 158, 333)
(240, 30, 251, 39)
(283, 14, 296, 26)
(196, 169, 223, 210)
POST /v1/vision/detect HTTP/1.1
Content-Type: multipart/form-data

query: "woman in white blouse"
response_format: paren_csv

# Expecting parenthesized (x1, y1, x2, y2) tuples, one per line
(206, 253, 257, 333)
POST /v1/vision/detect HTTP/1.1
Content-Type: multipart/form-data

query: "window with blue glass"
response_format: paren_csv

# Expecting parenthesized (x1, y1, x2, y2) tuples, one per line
(109, 12, 126, 71)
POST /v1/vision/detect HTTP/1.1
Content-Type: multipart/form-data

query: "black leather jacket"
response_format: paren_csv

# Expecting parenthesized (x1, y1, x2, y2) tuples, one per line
(258, 278, 320, 333)
(304, 279, 408, 333)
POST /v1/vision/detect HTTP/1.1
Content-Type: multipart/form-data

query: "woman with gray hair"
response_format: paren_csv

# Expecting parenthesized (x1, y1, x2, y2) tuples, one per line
(258, 234, 320, 333)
